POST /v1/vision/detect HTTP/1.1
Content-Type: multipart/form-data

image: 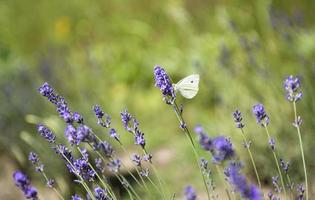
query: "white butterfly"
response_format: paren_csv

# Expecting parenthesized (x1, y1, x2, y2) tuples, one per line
(173, 74, 200, 99)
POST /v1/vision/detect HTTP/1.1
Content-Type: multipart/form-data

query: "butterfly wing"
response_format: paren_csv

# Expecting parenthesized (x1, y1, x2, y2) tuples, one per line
(175, 74, 200, 99)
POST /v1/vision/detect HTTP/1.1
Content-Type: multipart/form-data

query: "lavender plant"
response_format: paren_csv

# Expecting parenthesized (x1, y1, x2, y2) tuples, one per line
(12, 68, 309, 200)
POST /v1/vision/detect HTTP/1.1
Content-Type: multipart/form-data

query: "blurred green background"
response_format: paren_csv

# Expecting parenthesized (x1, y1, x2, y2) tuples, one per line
(1, 0, 315, 199)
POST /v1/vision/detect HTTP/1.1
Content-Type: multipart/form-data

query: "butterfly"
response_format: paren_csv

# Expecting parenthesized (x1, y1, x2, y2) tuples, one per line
(173, 74, 200, 99)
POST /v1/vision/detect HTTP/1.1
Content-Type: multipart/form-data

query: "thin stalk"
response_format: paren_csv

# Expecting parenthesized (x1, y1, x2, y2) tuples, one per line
(141, 148, 168, 199)
(293, 101, 308, 200)
(286, 174, 294, 199)
(240, 128, 262, 188)
(172, 102, 211, 200)
(60, 152, 95, 200)
(118, 144, 151, 194)
(93, 150, 141, 200)
(76, 147, 117, 200)
(40, 171, 65, 200)
(92, 133, 147, 193)
(264, 126, 287, 198)
(215, 165, 232, 200)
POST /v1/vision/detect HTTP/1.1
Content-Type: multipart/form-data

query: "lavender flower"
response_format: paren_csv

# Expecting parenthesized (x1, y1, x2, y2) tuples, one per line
(13, 171, 38, 200)
(212, 136, 234, 163)
(65, 124, 77, 145)
(107, 159, 121, 173)
(93, 105, 111, 128)
(226, 162, 262, 200)
(109, 128, 120, 141)
(54, 144, 74, 163)
(35, 164, 44, 173)
(296, 184, 305, 200)
(37, 124, 56, 143)
(134, 130, 145, 148)
(38, 82, 73, 123)
(73, 112, 84, 124)
(143, 153, 152, 163)
(153, 66, 176, 104)
(269, 138, 276, 151)
(184, 185, 197, 200)
(94, 187, 109, 200)
(73, 157, 96, 182)
(97, 141, 114, 158)
(120, 109, 133, 132)
(284, 75, 302, 102)
(252, 103, 270, 126)
(233, 110, 245, 128)
(76, 124, 93, 144)
(194, 125, 213, 151)
(272, 176, 281, 193)
(95, 158, 105, 173)
(28, 152, 39, 164)
(280, 159, 290, 174)
(293, 116, 303, 127)
(47, 179, 55, 187)
(140, 168, 149, 177)
(131, 153, 142, 166)
(72, 194, 83, 200)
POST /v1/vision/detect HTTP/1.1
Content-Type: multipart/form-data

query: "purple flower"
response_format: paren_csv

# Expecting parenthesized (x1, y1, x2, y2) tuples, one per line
(140, 168, 149, 177)
(47, 179, 55, 187)
(184, 185, 197, 200)
(13, 171, 38, 200)
(194, 125, 213, 151)
(54, 144, 74, 163)
(212, 136, 234, 163)
(131, 154, 142, 166)
(284, 75, 302, 102)
(24, 187, 38, 199)
(134, 130, 145, 148)
(226, 162, 262, 200)
(153, 66, 176, 104)
(73, 157, 96, 182)
(13, 171, 30, 190)
(76, 124, 93, 144)
(72, 194, 83, 200)
(93, 105, 111, 128)
(95, 158, 104, 173)
(97, 141, 114, 158)
(28, 152, 39, 164)
(38, 82, 73, 123)
(107, 159, 121, 173)
(296, 184, 305, 200)
(280, 159, 290, 174)
(233, 110, 245, 128)
(73, 112, 84, 124)
(143, 153, 153, 163)
(269, 138, 276, 151)
(37, 124, 56, 143)
(65, 124, 77, 144)
(109, 128, 120, 141)
(94, 187, 109, 200)
(35, 164, 44, 173)
(120, 109, 133, 132)
(252, 103, 270, 126)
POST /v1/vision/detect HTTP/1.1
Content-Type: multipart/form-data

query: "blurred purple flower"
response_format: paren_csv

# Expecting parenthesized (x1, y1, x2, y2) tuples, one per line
(184, 185, 197, 200)
(252, 103, 270, 126)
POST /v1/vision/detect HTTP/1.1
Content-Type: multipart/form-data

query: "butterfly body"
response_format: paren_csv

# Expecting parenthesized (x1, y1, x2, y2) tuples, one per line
(173, 74, 200, 99)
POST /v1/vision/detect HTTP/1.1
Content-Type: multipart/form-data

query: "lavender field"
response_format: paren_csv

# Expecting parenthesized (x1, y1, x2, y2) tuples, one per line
(1, 0, 315, 199)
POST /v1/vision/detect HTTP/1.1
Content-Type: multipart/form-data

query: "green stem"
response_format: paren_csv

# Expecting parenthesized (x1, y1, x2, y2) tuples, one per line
(215, 165, 231, 200)
(40, 171, 65, 200)
(60, 152, 95, 200)
(264, 126, 287, 198)
(293, 101, 308, 200)
(76, 147, 117, 200)
(240, 129, 262, 188)
(172, 102, 211, 200)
